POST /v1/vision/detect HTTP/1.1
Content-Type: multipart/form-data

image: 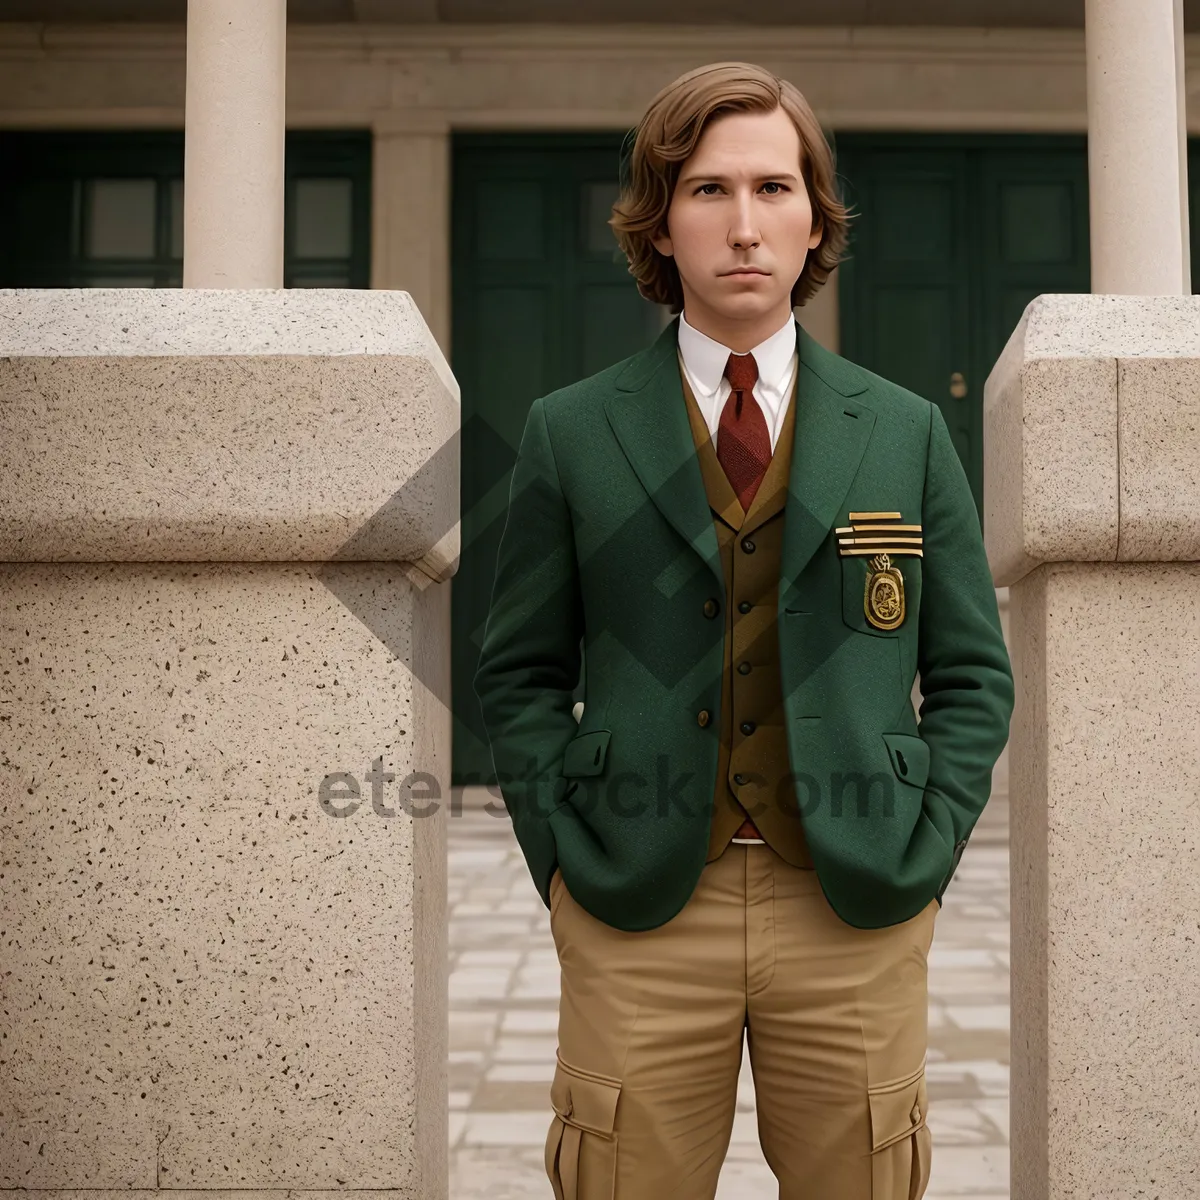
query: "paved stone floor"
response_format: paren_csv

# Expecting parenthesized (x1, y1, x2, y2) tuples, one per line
(447, 780, 1010, 1199)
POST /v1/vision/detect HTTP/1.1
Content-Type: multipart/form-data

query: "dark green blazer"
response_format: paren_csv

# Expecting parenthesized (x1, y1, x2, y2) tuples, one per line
(473, 315, 1013, 931)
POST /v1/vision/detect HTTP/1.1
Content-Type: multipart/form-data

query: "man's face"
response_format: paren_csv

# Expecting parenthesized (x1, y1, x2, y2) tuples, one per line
(651, 106, 822, 344)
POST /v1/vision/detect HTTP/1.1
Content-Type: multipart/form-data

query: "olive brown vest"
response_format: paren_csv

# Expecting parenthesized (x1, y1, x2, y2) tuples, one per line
(678, 352, 815, 870)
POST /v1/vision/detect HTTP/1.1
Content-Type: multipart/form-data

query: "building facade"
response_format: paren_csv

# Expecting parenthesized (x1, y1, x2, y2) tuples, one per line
(1, 3, 1196, 780)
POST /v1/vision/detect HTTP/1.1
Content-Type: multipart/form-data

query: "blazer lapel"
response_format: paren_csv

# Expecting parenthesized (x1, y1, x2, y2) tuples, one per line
(604, 315, 878, 598)
(780, 322, 877, 595)
(605, 318, 724, 590)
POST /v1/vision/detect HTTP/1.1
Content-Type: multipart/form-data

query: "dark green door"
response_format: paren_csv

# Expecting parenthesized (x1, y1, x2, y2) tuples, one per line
(450, 133, 664, 786)
(837, 134, 1093, 518)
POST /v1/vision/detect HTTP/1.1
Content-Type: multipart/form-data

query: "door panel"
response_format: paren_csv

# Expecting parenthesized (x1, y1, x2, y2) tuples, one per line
(976, 146, 1091, 408)
(873, 286, 971, 467)
(451, 134, 661, 786)
(476, 288, 553, 407)
(580, 284, 657, 376)
(838, 147, 975, 488)
(476, 179, 549, 260)
(837, 135, 1094, 520)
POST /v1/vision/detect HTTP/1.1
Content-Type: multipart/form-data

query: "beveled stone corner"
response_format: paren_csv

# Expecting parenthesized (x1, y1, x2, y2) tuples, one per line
(0, 287, 460, 580)
(983, 293, 1200, 587)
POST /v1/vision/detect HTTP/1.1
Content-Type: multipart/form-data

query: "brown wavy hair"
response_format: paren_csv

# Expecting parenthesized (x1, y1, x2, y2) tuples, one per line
(610, 62, 854, 311)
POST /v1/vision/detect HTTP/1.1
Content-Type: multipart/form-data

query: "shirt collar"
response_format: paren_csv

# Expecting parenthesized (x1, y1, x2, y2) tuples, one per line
(677, 309, 797, 399)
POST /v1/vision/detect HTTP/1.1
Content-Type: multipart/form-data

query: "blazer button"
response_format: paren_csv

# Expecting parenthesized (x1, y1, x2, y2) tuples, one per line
(703, 598, 719, 618)
(740, 721, 755, 735)
(697, 709, 711, 727)
(741, 537, 756, 553)
(737, 600, 752, 614)
(737, 661, 752, 675)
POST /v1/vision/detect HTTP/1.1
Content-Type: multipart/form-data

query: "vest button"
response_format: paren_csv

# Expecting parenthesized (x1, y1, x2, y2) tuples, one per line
(703, 598, 719, 618)
(740, 721, 756, 735)
(738, 600, 752, 614)
(737, 661, 752, 675)
(741, 537, 756, 553)
(697, 709, 711, 727)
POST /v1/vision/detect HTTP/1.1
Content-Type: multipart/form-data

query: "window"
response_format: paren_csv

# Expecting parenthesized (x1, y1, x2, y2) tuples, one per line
(0, 130, 371, 288)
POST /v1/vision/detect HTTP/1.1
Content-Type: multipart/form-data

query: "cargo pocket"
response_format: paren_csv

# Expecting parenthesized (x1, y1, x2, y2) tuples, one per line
(544, 1051, 622, 1200)
(868, 1062, 933, 1200)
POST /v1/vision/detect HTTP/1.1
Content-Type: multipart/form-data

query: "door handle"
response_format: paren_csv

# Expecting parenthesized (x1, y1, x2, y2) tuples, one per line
(949, 372, 968, 399)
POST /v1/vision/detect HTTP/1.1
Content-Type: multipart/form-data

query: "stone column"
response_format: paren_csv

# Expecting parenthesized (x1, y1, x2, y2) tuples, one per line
(371, 117, 452, 356)
(985, 294, 1200, 1198)
(0, 289, 457, 1198)
(183, 0, 287, 287)
(1084, 0, 1191, 293)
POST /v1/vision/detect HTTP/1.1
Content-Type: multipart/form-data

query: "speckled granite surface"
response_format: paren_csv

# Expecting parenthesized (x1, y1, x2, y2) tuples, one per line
(0, 561, 450, 1195)
(0, 290, 459, 578)
(987, 295, 1200, 1197)
(1008, 562, 1200, 1200)
(984, 294, 1200, 586)
(0, 290, 455, 1198)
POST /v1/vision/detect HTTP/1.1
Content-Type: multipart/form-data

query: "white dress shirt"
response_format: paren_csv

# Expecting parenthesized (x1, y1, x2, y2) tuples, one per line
(677, 309, 798, 454)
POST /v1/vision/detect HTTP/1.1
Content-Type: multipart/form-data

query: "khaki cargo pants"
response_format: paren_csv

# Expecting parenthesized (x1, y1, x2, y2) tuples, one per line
(545, 842, 938, 1199)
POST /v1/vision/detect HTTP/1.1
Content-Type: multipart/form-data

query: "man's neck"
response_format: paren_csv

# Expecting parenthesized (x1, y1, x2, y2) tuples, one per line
(679, 302, 794, 354)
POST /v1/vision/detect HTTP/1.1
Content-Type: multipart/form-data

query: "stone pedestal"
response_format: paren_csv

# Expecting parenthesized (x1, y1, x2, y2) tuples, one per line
(0, 289, 458, 1198)
(985, 294, 1200, 1198)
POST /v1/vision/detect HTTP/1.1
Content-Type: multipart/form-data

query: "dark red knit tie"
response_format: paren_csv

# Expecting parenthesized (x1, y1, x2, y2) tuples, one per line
(717, 351, 770, 511)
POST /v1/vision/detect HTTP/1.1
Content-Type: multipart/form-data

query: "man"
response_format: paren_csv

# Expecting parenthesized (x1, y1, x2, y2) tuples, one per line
(473, 61, 1013, 1200)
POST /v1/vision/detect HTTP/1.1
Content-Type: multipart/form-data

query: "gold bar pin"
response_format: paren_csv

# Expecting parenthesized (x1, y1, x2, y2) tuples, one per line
(835, 524, 922, 535)
(848, 511, 902, 521)
(839, 536, 925, 546)
(840, 547, 924, 557)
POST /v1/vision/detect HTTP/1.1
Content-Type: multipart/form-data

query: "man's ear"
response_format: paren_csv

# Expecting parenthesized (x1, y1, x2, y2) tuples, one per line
(651, 231, 675, 258)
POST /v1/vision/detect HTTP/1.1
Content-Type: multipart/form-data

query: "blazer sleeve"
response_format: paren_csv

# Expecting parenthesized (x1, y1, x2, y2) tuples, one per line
(472, 394, 584, 908)
(916, 402, 1014, 896)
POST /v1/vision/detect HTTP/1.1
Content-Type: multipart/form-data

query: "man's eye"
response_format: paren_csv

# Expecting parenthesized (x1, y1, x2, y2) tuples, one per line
(695, 182, 789, 195)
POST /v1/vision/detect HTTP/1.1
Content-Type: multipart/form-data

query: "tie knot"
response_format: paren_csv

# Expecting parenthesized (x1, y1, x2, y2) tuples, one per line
(724, 351, 759, 394)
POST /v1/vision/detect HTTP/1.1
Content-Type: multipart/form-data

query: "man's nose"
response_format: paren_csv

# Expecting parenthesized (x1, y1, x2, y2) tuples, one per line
(729, 201, 760, 248)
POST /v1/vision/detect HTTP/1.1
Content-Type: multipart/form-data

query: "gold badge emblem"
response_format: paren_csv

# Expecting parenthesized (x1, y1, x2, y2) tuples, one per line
(864, 552, 905, 630)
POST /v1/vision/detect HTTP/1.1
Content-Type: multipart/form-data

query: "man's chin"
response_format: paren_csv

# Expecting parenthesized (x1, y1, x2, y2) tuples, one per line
(695, 294, 788, 322)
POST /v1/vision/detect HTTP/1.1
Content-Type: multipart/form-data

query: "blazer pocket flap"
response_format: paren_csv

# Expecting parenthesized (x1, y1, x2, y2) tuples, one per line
(560, 729, 611, 777)
(881, 732, 930, 789)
